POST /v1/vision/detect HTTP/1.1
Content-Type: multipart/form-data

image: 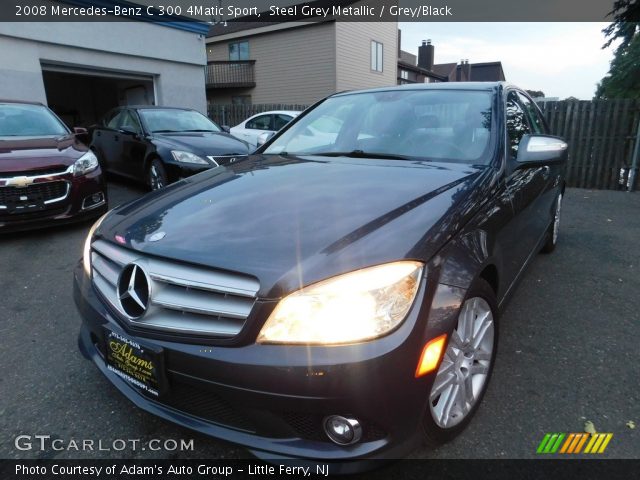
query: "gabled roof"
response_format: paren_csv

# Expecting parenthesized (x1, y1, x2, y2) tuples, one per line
(398, 61, 447, 81)
(431, 63, 457, 78)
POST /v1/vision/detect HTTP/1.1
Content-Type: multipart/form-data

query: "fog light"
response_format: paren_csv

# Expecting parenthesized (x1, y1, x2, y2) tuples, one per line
(82, 192, 105, 210)
(323, 415, 362, 445)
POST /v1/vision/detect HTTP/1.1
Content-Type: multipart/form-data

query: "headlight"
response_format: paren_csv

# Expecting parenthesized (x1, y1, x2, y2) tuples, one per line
(257, 261, 424, 345)
(83, 212, 109, 276)
(73, 151, 99, 176)
(171, 150, 209, 165)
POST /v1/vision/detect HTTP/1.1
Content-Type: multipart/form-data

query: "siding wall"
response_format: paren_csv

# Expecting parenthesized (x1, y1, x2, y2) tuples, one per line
(335, 22, 398, 92)
(207, 23, 336, 105)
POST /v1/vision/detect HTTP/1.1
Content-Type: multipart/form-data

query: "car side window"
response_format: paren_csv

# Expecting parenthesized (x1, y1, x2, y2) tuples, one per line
(505, 91, 531, 158)
(517, 92, 545, 134)
(120, 110, 142, 134)
(105, 110, 125, 129)
(273, 114, 292, 131)
(246, 114, 272, 130)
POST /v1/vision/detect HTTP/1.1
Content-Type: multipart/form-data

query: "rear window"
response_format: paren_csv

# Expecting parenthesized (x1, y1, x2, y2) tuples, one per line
(0, 104, 68, 137)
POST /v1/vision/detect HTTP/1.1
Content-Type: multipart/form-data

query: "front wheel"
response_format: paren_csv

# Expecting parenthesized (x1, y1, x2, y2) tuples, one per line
(422, 278, 498, 445)
(147, 159, 168, 191)
(541, 192, 563, 253)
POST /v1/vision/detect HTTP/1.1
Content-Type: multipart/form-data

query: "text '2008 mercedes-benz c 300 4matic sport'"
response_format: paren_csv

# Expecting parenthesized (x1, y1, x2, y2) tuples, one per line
(74, 83, 567, 461)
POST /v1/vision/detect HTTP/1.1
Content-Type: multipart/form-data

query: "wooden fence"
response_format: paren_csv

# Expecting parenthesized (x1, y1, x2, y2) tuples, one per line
(208, 100, 640, 191)
(538, 99, 640, 190)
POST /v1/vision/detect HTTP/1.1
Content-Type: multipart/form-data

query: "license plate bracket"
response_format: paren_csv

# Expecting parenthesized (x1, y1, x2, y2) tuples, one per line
(102, 327, 168, 398)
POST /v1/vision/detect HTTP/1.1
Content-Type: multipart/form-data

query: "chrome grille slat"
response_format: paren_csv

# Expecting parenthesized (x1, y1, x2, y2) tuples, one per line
(90, 239, 259, 337)
(152, 283, 253, 319)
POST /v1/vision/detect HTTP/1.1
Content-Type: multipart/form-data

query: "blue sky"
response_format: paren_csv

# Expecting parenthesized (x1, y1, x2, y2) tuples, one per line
(399, 23, 618, 99)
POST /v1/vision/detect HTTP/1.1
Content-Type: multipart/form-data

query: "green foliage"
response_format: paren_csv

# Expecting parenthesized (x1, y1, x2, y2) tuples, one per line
(596, 33, 640, 99)
(596, 2, 640, 99)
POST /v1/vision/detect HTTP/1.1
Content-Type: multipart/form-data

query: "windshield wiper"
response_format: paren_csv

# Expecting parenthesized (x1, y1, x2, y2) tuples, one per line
(152, 129, 181, 133)
(310, 150, 411, 160)
(183, 129, 220, 133)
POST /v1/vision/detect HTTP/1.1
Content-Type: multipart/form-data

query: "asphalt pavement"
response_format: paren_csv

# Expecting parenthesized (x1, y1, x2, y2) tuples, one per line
(0, 181, 638, 460)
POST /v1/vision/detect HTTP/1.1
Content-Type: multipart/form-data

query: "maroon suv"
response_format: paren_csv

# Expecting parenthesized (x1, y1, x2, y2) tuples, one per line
(0, 100, 107, 233)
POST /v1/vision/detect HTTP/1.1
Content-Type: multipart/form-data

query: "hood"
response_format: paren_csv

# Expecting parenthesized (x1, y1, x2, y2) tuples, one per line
(153, 132, 249, 156)
(100, 155, 493, 298)
(0, 134, 87, 174)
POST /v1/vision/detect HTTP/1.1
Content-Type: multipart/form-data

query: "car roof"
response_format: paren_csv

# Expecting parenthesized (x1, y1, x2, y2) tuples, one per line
(249, 110, 301, 117)
(117, 105, 198, 111)
(0, 99, 46, 106)
(333, 82, 510, 97)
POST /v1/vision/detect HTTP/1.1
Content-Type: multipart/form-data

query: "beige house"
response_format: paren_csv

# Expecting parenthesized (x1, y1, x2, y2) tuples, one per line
(205, 21, 398, 105)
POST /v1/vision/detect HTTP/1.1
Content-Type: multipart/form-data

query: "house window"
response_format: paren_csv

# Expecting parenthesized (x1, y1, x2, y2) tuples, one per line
(371, 41, 383, 72)
(229, 41, 249, 61)
(400, 70, 409, 80)
(232, 95, 251, 105)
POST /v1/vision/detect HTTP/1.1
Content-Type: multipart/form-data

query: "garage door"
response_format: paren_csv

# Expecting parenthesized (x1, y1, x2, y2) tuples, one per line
(41, 64, 155, 128)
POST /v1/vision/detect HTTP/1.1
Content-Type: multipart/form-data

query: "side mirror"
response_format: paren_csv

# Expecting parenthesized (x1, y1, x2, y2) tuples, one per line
(516, 134, 567, 167)
(256, 131, 275, 147)
(221, 125, 231, 133)
(73, 126, 90, 144)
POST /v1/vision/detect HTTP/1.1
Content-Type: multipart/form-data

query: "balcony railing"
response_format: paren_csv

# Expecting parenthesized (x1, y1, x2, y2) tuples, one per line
(206, 61, 256, 89)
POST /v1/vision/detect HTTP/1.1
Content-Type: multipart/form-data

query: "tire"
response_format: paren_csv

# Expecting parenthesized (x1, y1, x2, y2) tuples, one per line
(422, 278, 499, 446)
(541, 191, 563, 254)
(147, 158, 168, 191)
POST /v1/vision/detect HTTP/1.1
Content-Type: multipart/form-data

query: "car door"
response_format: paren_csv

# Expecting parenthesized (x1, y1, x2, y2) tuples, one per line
(242, 114, 274, 146)
(92, 109, 125, 173)
(118, 109, 148, 179)
(501, 90, 550, 285)
(517, 91, 559, 230)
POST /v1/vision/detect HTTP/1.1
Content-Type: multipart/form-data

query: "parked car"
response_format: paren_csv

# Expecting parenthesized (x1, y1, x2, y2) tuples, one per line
(90, 106, 250, 190)
(75, 83, 566, 462)
(230, 110, 300, 148)
(0, 100, 107, 233)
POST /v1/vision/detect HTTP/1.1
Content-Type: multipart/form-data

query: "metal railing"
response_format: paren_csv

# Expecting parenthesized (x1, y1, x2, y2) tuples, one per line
(205, 61, 256, 88)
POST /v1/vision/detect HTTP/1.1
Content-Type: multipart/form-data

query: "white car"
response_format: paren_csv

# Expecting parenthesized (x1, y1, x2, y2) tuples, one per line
(230, 110, 300, 148)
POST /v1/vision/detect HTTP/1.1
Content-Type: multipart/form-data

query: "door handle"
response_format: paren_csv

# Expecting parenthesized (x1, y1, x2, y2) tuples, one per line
(542, 165, 550, 180)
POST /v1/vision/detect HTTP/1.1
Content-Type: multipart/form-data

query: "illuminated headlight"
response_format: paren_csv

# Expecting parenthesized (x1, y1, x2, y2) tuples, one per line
(171, 150, 209, 165)
(83, 212, 109, 276)
(73, 151, 99, 176)
(257, 261, 424, 345)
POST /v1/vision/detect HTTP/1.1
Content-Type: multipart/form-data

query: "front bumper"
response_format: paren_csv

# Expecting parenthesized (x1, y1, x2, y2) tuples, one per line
(0, 168, 107, 233)
(74, 262, 463, 460)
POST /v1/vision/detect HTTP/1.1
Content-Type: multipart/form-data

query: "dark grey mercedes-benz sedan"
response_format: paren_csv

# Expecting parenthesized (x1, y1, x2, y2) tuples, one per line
(74, 83, 566, 461)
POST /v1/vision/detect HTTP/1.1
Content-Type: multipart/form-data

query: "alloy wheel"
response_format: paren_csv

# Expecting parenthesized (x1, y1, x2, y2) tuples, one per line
(149, 165, 164, 190)
(429, 297, 495, 428)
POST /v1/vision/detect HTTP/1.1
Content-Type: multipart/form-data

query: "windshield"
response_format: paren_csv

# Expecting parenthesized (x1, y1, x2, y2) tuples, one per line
(0, 104, 69, 137)
(139, 109, 222, 133)
(264, 89, 495, 164)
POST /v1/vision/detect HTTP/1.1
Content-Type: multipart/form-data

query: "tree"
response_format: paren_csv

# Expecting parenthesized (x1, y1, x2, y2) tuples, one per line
(526, 90, 545, 99)
(595, 1, 640, 99)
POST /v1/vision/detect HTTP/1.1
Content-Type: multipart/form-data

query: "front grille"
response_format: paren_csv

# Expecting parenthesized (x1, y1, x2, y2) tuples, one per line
(0, 181, 68, 207)
(0, 206, 67, 221)
(207, 155, 247, 166)
(90, 239, 259, 337)
(0, 166, 68, 178)
(158, 378, 255, 432)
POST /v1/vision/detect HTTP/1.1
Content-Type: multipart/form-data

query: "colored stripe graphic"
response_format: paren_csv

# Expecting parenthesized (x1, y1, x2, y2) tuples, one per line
(538, 433, 613, 454)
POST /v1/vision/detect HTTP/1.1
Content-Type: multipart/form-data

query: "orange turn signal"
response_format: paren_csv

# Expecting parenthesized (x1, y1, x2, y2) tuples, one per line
(415, 334, 447, 378)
